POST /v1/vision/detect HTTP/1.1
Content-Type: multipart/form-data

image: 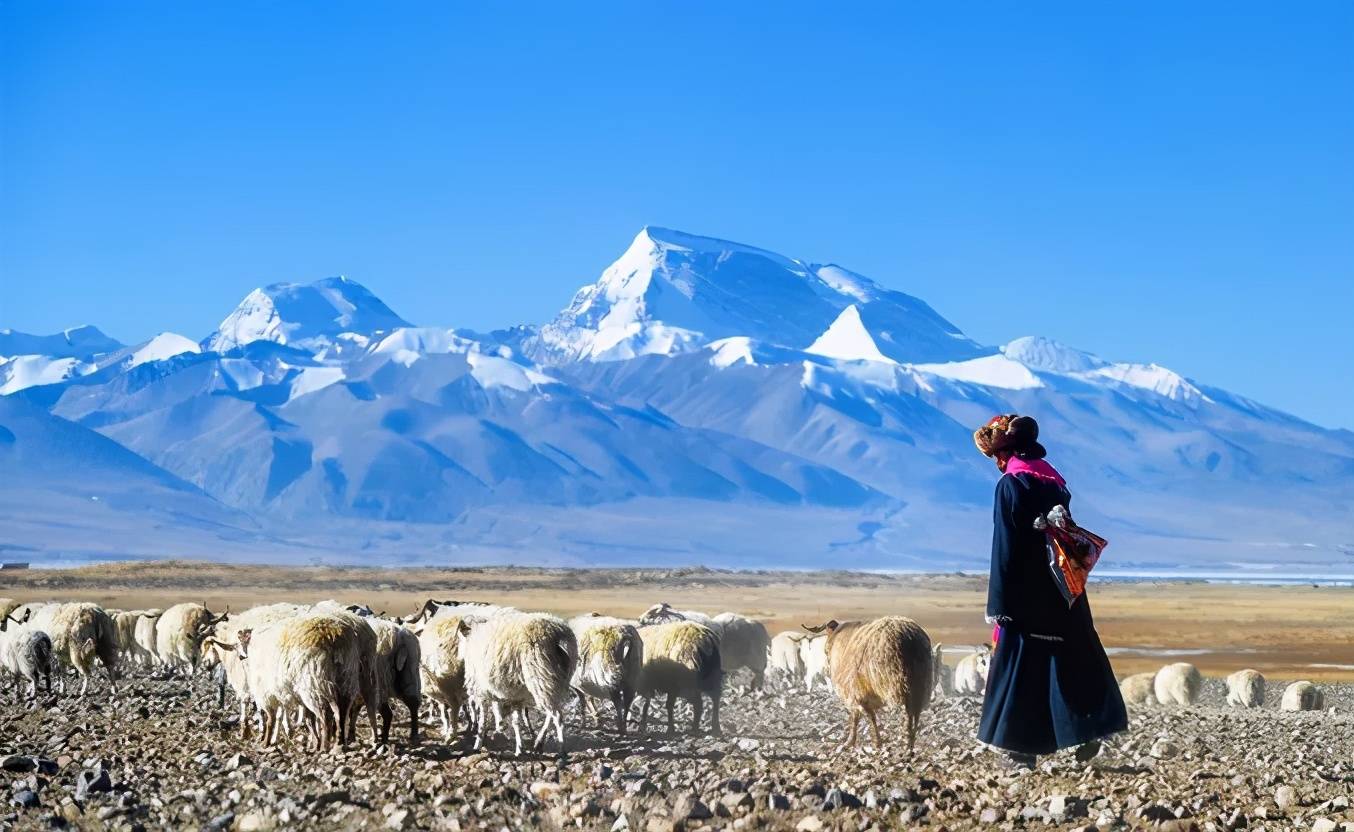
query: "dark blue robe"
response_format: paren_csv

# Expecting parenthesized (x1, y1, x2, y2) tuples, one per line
(977, 471, 1127, 755)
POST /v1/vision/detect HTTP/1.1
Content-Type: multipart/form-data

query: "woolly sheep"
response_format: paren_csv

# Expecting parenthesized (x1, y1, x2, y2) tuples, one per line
(224, 612, 380, 751)
(952, 645, 992, 696)
(1119, 671, 1157, 706)
(367, 617, 422, 745)
(10, 602, 48, 624)
(800, 634, 830, 692)
(205, 603, 308, 734)
(47, 603, 119, 695)
(712, 612, 771, 690)
(1280, 680, 1324, 712)
(410, 599, 517, 627)
(639, 604, 769, 690)
(569, 614, 642, 735)
(768, 631, 807, 688)
(1226, 669, 1265, 708)
(1153, 662, 1202, 706)
(418, 615, 472, 741)
(0, 616, 53, 701)
(459, 612, 578, 755)
(803, 616, 934, 750)
(636, 620, 723, 736)
(133, 611, 163, 670)
(156, 603, 229, 673)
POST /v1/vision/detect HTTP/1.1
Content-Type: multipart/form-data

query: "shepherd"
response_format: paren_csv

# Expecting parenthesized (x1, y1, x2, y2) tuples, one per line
(973, 413, 1127, 769)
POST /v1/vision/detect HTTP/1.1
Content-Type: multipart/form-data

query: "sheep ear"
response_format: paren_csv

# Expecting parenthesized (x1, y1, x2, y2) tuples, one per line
(457, 620, 472, 637)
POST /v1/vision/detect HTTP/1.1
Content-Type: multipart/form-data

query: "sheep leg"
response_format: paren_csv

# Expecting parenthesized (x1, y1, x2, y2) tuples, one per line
(532, 708, 552, 751)
(709, 693, 722, 736)
(510, 708, 524, 756)
(665, 694, 676, 735)
(905, 707, 918, 750)
(405, 695, 420, 746)
(690, 695, 704, 736)
(611, 690, 627, 736)
(379, 702, 393, 746)
(240, 700, 252, 740)
(839, 710, 861, 750)
(639, 697, 650, 734)
(866, 708, 884, 750)
(554, 708, 565, 751)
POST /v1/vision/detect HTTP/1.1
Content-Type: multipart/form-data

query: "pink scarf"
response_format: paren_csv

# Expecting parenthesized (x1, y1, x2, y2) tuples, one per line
(1003, 456, 1066, 487)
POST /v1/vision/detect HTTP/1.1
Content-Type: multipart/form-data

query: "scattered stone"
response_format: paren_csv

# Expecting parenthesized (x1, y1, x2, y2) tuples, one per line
(10, 789, 39, 809)
(74, 768, 112, 800)
(1312, 819, 1338, 832)
(796, 816, 825, 832)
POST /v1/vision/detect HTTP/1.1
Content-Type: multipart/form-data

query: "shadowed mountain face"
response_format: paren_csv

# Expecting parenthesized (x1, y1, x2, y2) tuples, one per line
(4, 229, 1352, 572)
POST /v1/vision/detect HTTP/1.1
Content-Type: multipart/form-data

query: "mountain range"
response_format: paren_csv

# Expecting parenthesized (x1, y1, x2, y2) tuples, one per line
(4, 227, 1351, 573)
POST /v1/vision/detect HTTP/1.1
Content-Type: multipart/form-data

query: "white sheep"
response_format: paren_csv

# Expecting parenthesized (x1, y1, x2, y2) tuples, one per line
(1119, 671, 1157, 706)
(156, 603, 229, 673)
(768, 631, 808, 689)
(411, 599, 517, 627)
(569, 614, 642, 735)
(367, 617, 422, 745)
(222, 612, 380, 750)
(952, 645, 992, 696)
(1280, 681, 1324, 712)
(0, 616, 53, 701)
(636, 620, 723, 736)
(133, 611, 163, 670)
(801, 634, 830, 692)
(1153, 662, 1202, 706)
(418, 614, 472, 742)
(0, 599, 18, 621)
(460, 612, 578, 755)
(1226, 669, 1265, 708)
(204, 603, 307, 734)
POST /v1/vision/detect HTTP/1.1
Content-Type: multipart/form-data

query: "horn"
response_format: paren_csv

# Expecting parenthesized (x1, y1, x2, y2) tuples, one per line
(801, 619, 838, 634)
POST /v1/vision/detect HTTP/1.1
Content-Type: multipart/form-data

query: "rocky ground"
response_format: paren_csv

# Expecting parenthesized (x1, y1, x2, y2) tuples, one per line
(1, 671, 1351, 832)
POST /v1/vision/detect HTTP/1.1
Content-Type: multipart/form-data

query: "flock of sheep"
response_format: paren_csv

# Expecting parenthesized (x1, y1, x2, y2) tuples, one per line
(1117, 662, 1326, 712)
(0, 595, 1330, 760)
(0, 597, 940, 757)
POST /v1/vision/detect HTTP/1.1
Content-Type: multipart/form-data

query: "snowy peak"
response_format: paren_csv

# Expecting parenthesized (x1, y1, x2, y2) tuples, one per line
(534, 227, 987, 365)
(1001, 336, 1107, 373)
(205, 276, 410, 353)
(0, 325, 124, 360)
(128, 332, 201, 368)
(806, 305, 895, 363)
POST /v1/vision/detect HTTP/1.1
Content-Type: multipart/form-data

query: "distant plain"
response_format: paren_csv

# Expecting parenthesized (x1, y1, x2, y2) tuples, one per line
(3, 561, 1350, 682)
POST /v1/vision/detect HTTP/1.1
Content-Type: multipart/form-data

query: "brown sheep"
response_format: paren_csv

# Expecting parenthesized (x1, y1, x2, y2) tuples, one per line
(803, 616, 934, 750)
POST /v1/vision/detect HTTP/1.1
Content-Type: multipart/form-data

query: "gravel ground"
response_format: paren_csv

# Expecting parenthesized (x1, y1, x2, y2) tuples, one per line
(2, 670, 1352, 831)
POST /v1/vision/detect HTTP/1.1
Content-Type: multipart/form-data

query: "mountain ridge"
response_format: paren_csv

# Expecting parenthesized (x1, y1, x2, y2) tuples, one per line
(4, 227, 1350, 571)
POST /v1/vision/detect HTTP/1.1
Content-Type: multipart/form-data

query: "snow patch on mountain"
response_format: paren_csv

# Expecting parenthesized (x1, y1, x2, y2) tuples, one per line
(128, 332, 201, 368)
(0, 355, 96, 394)
(806, 305, 895, 363)
(1001, 336, 1108, 373)
(912, 354, 1044, 390)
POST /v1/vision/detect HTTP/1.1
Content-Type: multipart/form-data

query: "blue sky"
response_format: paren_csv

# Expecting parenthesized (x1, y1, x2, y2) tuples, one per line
(2, 2, 1351, 428)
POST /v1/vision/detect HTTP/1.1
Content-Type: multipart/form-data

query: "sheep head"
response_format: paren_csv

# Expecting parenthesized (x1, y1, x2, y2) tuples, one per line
(638, 603, 684, 626)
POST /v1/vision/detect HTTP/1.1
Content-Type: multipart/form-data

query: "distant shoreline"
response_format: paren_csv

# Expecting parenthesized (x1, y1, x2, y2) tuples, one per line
(6, 558, 1353, 587)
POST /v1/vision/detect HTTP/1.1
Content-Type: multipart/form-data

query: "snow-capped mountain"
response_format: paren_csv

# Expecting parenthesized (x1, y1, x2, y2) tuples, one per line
(4, 229, 1351, 572)
(528, 227, 987, 365)
(204, 275, 410, 356)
